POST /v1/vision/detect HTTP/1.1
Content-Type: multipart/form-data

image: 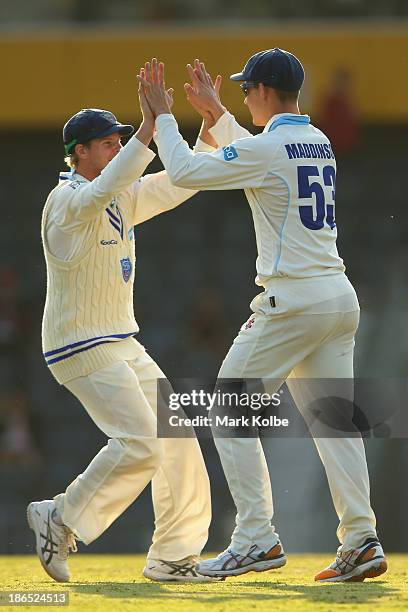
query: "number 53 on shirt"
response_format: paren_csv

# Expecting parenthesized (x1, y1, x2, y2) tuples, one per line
(297, 165, 336, 231)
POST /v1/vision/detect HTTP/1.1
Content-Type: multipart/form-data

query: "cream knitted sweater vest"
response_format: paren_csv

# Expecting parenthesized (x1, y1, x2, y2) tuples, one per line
(41, 194, 138, 384)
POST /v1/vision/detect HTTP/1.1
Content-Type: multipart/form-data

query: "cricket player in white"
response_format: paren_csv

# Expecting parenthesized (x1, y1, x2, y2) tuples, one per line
(139, 52, 387, 582)
(27, 76, 218, 583)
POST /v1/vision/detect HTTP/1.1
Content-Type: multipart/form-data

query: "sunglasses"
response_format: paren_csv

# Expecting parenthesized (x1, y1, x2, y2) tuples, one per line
(240, 82, 259, 96)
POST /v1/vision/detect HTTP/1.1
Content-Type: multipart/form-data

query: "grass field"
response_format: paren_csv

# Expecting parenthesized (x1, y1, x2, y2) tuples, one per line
(0, 554, 407, 611)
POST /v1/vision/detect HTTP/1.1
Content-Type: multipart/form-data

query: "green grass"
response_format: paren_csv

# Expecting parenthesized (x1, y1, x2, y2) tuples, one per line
(0, 554, 407, 611)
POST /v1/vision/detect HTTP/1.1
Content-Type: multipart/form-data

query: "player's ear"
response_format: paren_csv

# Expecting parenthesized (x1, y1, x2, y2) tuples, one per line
(268, 86, 280, 104)
(258, 83, 269, 101)
(75, 143, 90, 160)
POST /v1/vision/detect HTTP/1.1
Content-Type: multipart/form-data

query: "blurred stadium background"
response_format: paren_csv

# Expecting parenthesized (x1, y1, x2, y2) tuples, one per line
(1, 0, 407, 557)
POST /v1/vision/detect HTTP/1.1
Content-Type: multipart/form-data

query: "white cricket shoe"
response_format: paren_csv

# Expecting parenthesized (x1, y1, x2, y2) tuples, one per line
(314, 538, 387, 582)
(143, 556, 223, 582)
(27, 500, 77, 582)
(197, 542, 286, 578)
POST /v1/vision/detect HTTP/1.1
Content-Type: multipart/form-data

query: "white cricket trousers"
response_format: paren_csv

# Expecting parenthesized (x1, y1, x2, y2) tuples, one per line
(53, 343, 211, 561)
(214, 273, 377, 555)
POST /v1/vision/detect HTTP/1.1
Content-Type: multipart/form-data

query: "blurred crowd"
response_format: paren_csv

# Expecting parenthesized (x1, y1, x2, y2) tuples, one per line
(1, 0, 408, 26)
(0, 267, 41, 467)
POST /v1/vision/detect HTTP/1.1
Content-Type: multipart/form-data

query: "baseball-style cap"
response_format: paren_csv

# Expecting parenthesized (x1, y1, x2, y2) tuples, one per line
(230, 48, 304, 92)
(63, 109, 134, 155)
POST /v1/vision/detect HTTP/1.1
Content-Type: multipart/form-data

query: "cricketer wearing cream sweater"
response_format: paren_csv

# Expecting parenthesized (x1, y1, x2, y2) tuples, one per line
(40, 133, 213, 563)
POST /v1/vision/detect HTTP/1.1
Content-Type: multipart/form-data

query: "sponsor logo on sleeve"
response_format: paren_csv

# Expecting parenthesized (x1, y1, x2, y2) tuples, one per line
(223, 145, 239, 161)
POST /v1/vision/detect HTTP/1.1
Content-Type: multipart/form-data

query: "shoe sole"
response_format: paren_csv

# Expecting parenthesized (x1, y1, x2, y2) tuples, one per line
(316, 558, 388, 583)
(27, 502, 69, 583)
(198, 556, 287, 578)
(142, 568, 223, 583)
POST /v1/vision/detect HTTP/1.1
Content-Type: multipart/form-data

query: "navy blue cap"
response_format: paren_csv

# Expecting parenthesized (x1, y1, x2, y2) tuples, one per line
(230, 48, 304, 92)
(63, 109, 134, 155)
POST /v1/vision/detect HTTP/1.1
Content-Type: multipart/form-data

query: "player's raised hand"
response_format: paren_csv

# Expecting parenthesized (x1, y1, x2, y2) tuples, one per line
(138, 68, 155, 128)
(137, 58, 173, 119)
(165, 87, 174, 110)
(185, 59, 225, 126)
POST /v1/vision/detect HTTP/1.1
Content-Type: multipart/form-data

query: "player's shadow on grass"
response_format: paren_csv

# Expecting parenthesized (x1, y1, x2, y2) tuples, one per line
(235, 581, 395, 605)
(69, 580, 395, 605)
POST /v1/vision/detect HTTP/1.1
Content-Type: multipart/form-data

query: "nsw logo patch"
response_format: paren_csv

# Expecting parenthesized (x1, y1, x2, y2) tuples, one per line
(120, 257, 132, 283)
(223, 145, 238, 161)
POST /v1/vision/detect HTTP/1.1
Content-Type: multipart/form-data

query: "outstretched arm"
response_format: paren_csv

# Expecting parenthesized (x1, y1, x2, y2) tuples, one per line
(184, 59, 252, 146)
(184, 59, 224, 147)
(132, 65, 214, 225)
(155, 114, 269, 190)
(138, 59, 269, 191)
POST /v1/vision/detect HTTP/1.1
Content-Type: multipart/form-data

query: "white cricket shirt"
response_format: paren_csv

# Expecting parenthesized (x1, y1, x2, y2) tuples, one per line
(155, 112, 346, 286)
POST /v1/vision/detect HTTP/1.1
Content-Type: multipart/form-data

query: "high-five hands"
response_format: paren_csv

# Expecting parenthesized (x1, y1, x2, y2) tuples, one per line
(185, 59, 225, 127)
(137, 57, 224, 149)
(137, 59, 174, 119)
(137, 67, 155, 130)
(134, 63, 172, 146)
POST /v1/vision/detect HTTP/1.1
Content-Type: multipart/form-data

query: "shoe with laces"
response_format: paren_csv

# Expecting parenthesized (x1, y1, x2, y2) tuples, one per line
(314, 538, 387, 582)
(197, 542, 286, 578)
(27, 500, 77, 582)
(143, 556, 223, 582)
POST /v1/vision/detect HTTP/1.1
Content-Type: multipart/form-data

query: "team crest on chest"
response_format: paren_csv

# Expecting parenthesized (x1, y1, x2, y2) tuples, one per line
(120, 257, 132, 283)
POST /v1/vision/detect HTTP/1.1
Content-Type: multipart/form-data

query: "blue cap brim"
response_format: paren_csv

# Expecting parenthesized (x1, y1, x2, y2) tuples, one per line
(90, 123, 134, 141)
(230, 72, 246, 81)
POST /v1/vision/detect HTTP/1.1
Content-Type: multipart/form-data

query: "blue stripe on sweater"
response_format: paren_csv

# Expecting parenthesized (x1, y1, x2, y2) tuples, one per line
(106, 207, 121, 224)
(44, 331, 137, 358)
(46, 339, 131, 365)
